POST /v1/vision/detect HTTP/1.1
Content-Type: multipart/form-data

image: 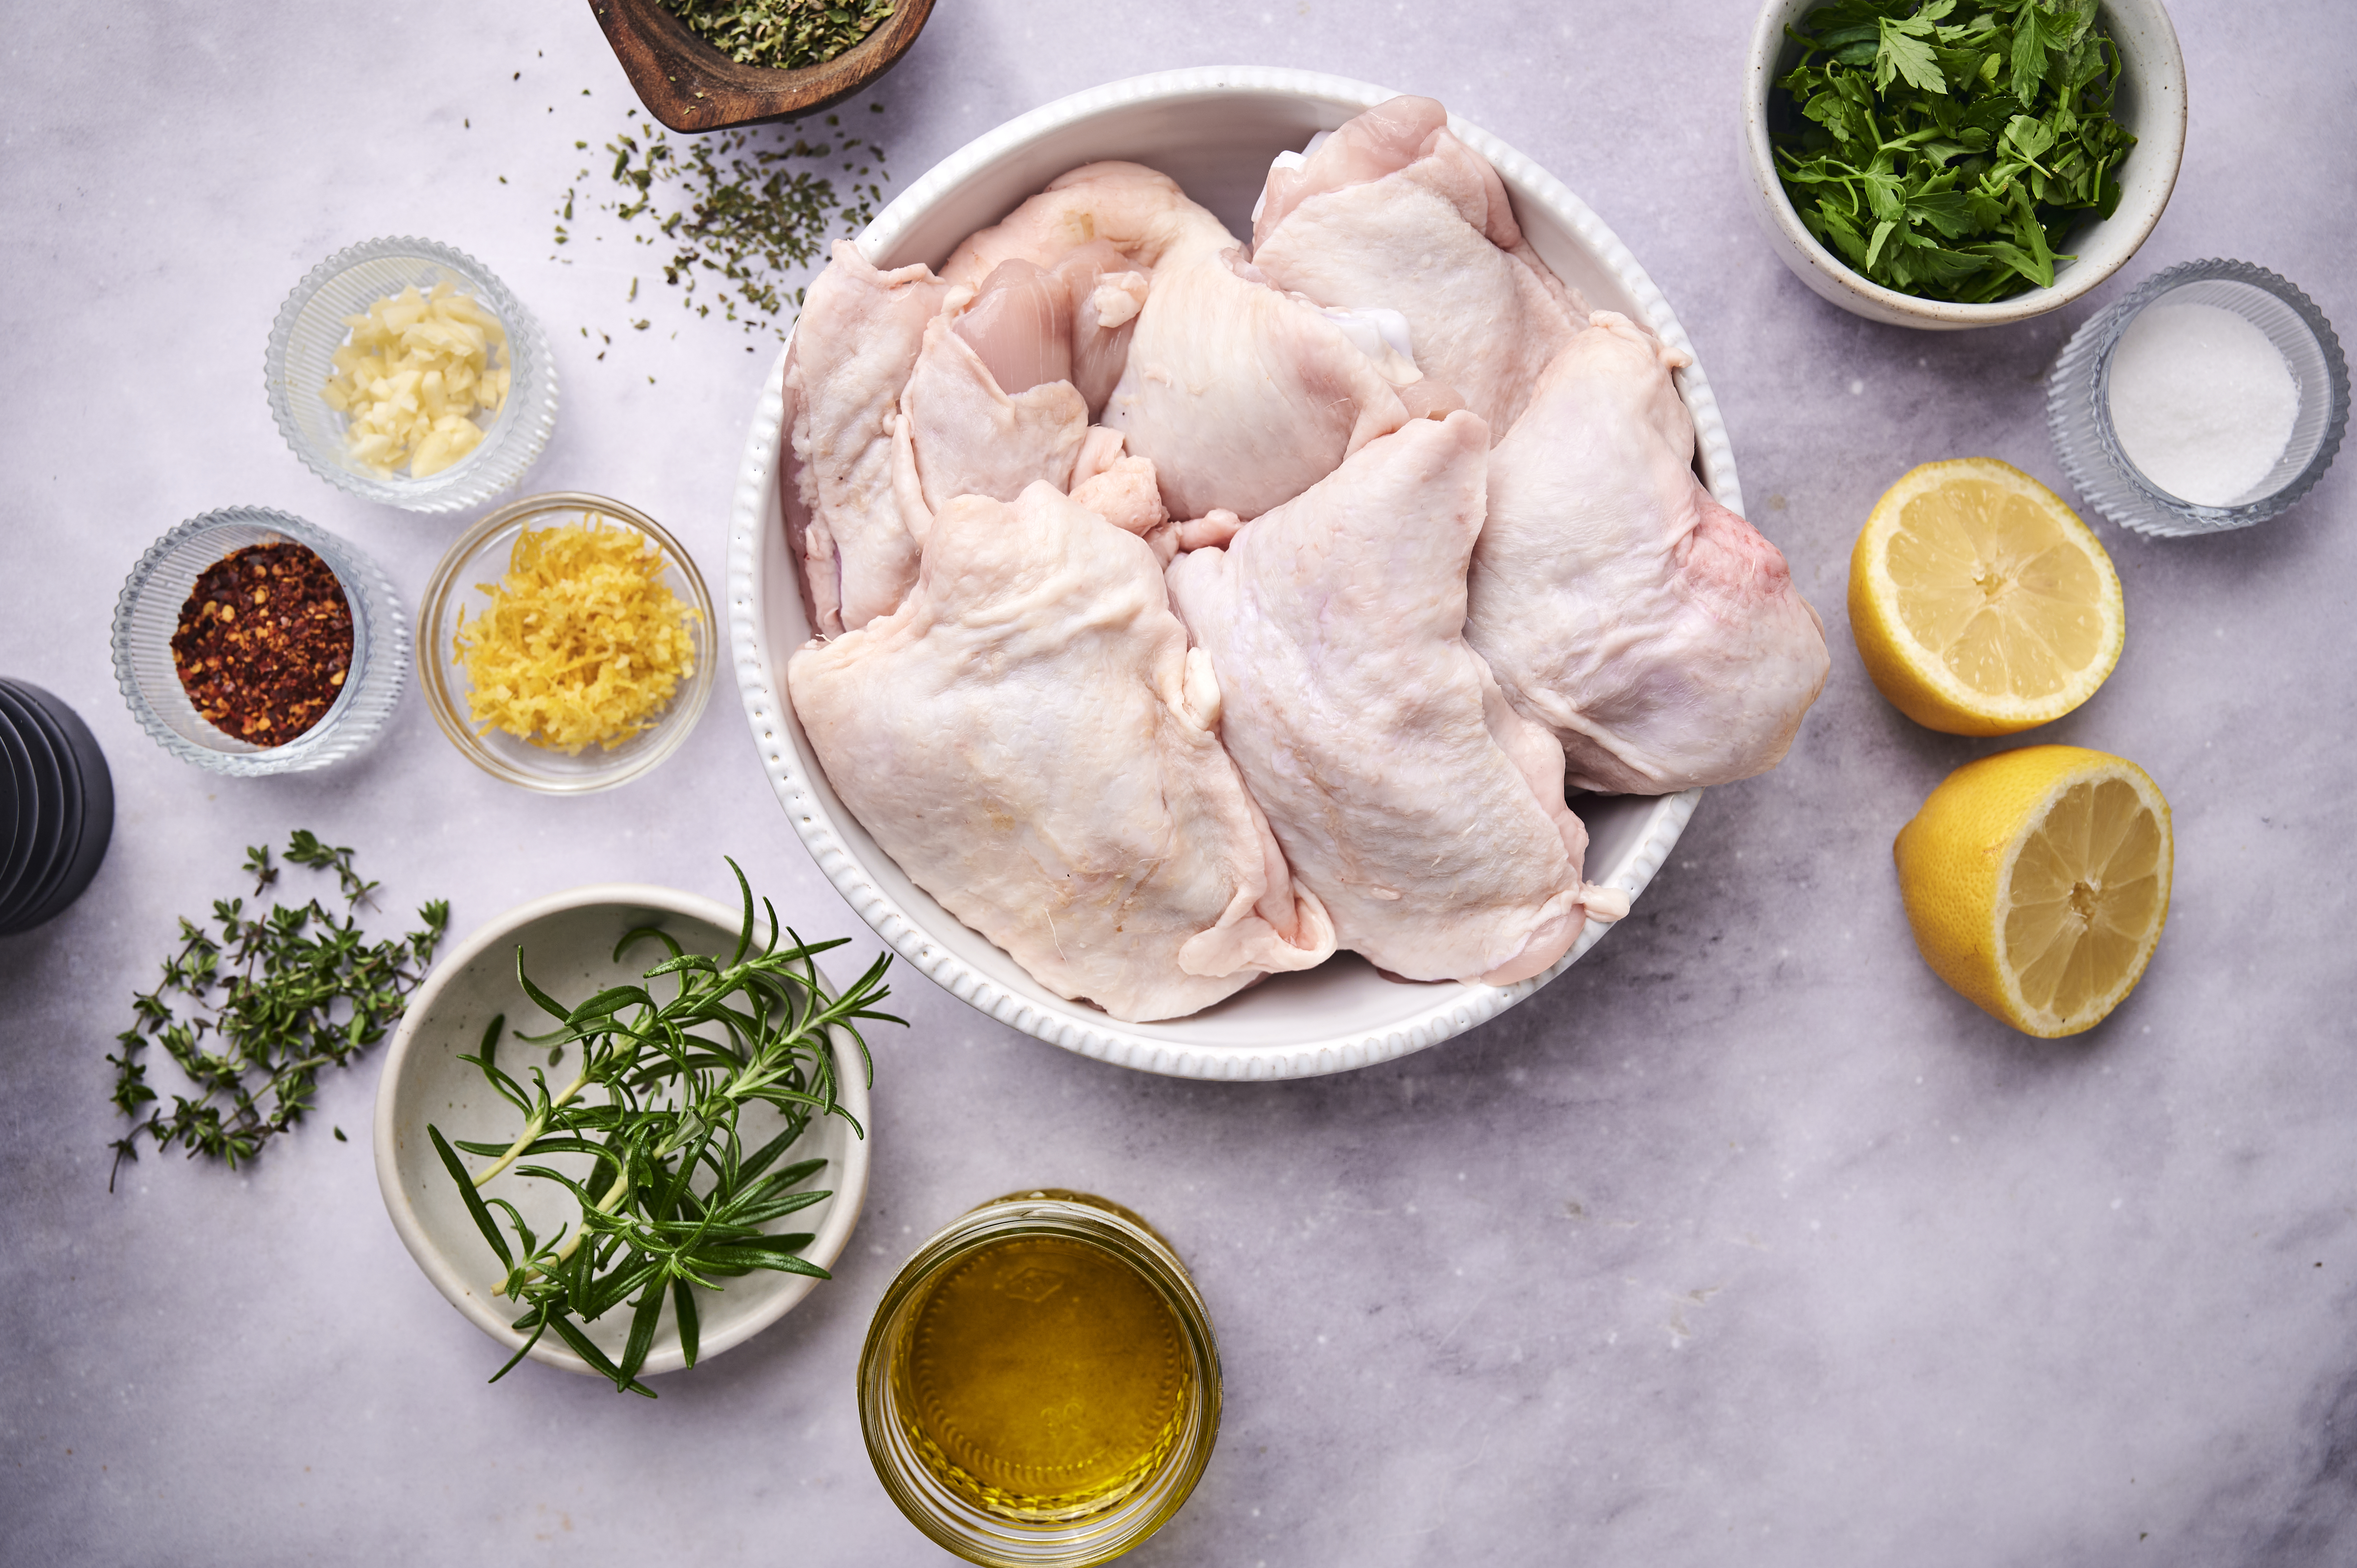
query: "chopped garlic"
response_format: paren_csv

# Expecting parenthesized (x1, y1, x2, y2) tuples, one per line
(453, 516, 698, 754)
(322, 282, 511, 478)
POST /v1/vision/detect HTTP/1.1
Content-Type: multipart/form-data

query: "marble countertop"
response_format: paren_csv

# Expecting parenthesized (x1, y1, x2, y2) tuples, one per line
(4, 2, 2353, 1563)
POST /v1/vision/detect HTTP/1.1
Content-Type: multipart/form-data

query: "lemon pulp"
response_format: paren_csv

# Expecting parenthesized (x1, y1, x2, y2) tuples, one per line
(1852, 459, 2124, 735)
(2002, 774, 2168, 1025)
(1894, 745, 2172, 1038)
(1890, 476, 2108, 701)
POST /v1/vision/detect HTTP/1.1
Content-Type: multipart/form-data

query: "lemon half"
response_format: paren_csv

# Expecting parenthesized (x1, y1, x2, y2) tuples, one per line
(1895, 746, 2172, 1038)
(1851, 458, 2124, 735)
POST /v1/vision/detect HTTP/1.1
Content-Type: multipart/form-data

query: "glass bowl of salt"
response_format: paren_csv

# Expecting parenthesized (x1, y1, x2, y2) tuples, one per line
(2047, 259, 2348, 538)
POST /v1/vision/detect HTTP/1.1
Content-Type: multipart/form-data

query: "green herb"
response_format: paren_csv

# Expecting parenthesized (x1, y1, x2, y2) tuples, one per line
(109, 832, 449, 1188)
(431, 860, 899, 1396)
(661, 0, 893, 73)
(554, 108, 888, 339)
(1771, 0, 2135, 303)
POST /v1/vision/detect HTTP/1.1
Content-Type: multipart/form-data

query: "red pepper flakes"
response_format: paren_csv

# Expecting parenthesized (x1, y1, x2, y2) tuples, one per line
(171, 541, 354, 747)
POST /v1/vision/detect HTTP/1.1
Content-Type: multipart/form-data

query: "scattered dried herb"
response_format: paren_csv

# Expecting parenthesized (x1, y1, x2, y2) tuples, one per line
(1772, 0, 2135, 303)
(171, 542, 353, 746)
(555, 108, 887, 338)
(432, 860, 898, 1395)
(661, 0, 894, 72)
(109, 832, 449, 1188)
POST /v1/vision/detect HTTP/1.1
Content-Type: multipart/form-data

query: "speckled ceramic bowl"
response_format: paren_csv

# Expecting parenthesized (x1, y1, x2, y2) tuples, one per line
(1739, 0, 2186, 329)
(730, 67, 1718, 1080)
(373, 884, 870, 1380)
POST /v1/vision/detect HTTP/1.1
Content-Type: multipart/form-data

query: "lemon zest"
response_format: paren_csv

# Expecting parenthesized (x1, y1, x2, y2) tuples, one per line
(454, 517, 697, 754)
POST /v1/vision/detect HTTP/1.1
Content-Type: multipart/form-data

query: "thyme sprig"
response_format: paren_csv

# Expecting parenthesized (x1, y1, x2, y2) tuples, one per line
(431, 860, 899, 1396)
(109, 832, 449, 1188)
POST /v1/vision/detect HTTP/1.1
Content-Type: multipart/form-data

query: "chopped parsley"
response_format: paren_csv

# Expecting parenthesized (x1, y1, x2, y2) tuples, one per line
(1771, 0, 2136, 303)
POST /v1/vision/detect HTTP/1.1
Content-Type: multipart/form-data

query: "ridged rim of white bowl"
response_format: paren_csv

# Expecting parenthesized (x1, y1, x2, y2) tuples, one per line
(265, 235, 559, 514)
(372, 883, 872, 1378)
(728, 66, 1712, 1081)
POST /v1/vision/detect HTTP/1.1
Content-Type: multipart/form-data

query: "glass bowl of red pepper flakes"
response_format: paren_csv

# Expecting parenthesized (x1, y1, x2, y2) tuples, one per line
(110, 507, 410, 775)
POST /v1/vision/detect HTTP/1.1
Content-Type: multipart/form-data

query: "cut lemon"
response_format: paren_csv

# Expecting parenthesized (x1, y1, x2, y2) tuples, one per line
(1850, 458, 2124, 735)
(1895, 745, 2171, 1038)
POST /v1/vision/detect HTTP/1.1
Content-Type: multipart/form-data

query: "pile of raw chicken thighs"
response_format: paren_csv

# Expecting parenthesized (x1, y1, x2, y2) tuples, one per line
(781, 97, 1830, 1023)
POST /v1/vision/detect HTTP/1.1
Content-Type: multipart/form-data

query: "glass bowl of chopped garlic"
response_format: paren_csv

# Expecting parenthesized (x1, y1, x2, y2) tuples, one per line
(419, 492, 714, 792)
(266, 236, 558, 514)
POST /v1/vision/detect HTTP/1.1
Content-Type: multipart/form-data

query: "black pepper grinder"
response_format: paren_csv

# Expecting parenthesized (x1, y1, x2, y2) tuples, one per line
(0, 679, 115, 935)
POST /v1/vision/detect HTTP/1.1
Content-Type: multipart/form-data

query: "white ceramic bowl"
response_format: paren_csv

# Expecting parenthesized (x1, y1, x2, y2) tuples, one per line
(1739, 0, 2186, 329)
(373, 884, 871, 1380)
(728, 66, 1718, 1082)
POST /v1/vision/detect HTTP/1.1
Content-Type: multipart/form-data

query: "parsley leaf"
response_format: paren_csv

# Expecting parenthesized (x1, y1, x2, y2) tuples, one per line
(1876, 15, 1947, 94)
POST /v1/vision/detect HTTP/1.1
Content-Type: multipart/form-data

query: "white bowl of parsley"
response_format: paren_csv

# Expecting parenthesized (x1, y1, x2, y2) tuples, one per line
(1740, 0, 2185, 328)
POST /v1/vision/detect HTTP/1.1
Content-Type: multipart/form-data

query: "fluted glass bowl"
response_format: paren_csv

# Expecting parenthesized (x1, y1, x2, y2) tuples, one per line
(266, 236, 558, 514)
(2048, 258, 2349, 537)
(418, 492, 715, 794)
(111, 507, 408, 774)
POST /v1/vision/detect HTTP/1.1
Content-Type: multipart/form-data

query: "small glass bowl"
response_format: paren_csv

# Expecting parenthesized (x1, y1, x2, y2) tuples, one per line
(111, 508, 409, 775)
(266, 236, 558, 514)
(418, 491, 715, 794)
(859, 1191, 1222, 1568)
(2047, 258, 2349, 537)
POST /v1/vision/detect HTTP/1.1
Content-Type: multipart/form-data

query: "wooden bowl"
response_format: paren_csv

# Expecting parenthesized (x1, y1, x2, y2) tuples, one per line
(588, 0, 934, 132)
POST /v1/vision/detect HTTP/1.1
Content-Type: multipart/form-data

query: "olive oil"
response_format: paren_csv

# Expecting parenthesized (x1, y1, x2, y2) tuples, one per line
(892, 1232, 1192, 1521)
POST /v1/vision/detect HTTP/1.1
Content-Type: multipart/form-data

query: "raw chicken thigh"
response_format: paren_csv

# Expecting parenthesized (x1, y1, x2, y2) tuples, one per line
(947, 247, 1146, 418)
(1104, 246, 1440, 522)
(781, 241, 952, 637)
(955, 161, 1435, 523)
(896, 304, 1089, 516)
(1252, 96, 1587, 436)
(945, 162, 1223, 285)
(1466, 312, 1830, 794)
(1166, 410, 1625, 985)
(788, 482, 1334, 1023)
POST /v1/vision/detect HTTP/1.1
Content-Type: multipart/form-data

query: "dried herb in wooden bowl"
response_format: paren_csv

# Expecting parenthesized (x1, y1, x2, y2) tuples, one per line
(660, 0, 895, 72)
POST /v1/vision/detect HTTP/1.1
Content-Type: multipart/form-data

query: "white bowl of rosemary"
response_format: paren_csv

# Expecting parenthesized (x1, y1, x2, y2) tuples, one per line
(372, 873, 889, 1393)
(727, 67, 1717, 1081)
(1739, 0, 2186, 328)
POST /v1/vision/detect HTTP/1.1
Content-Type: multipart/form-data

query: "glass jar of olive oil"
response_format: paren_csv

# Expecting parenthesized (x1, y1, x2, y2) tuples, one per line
(858, 1190, 1221, 1566)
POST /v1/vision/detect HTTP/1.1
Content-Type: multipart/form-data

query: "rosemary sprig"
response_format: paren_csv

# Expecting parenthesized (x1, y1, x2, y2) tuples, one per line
(109, 832, 449, 1189)
(431, 860, 899, 1396)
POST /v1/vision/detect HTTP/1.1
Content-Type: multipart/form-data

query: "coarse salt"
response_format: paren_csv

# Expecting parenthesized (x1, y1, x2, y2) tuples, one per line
(2106, 300, 2299, 507)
